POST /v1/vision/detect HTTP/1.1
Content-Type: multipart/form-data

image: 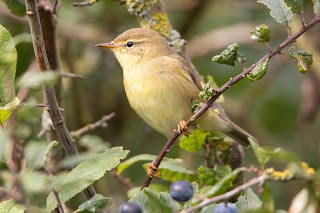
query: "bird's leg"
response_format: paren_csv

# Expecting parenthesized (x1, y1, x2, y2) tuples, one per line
(147, 162, 162, 179)
(178, 120, 191, 137)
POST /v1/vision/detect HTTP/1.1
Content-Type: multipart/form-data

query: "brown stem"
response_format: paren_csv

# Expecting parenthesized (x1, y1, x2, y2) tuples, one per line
(70, 112, 116, 138)
(141, 13, 320, 189)
(25, 0, 96, 199)
(180, 174, 268, 213)
(110, 170, 135, 190)
(72, 0, 98, 6)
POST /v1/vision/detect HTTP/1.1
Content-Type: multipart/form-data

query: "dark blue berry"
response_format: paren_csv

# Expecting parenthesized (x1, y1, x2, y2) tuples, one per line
(214, 202, 238, 213)
(119, 202, 142, 213)
(169, 180, 194, 202)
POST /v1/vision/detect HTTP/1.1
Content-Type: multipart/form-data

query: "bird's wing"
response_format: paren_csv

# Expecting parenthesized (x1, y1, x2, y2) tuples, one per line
(172, 54, 203, 91)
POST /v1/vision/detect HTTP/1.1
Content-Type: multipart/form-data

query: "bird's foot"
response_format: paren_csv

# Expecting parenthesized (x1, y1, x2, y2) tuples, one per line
(147, 162, 162, 179)
(178, 120, 191, 137)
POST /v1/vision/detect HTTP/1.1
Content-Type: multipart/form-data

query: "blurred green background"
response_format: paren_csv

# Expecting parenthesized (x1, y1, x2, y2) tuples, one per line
(1, 0, 319, 210)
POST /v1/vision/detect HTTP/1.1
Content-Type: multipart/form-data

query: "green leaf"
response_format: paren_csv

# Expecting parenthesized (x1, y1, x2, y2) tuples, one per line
(77, 194, 111, 213)
(46, 147, 129, 212)
(0, 97, 20, 125)
(0, 199, 25, 213)
(61, 152, 98, 168)
(284, 0, 304, 14)
(24, 140, 49, 169)
(313, 0, 320, 14)
(262, 184, 274, 212)
(212, 43, 239, 66)
(179, 129, 211, 152)
(200, 204, 218, 213)
(249, 138, 300, 167)
(198, 165, 231, 185)
(250, 24, 271, 43)
(2, 0, 26, 16)
(199, 82, 216, 100)
(198, 165, 216, 185)
(117, 154, 157, 174)
(236, 188, 262, 211)
(0, 25, 17, 106)
(0, 128, 10, 161)
(288, 45, 313, 74)
(312, 169, 320, 200)
(43, 140, 59, 168)
(130, 188, 180, 213)
(197, 167, 243, 202)
(183, 182, 199, 210)
(17, 71, 60, 89)
(21, 170, 53, 195)
(143, 159, 199, 183)
(258, 0, 293, 28)
(79, 134, 110, 153)
(247, 58, 269, 82)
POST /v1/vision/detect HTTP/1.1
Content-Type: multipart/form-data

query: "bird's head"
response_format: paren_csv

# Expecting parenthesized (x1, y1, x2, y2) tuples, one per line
(96, 28, 172, 70)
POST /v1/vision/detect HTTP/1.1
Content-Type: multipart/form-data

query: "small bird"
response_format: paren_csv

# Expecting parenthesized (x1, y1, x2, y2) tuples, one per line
(96, 28, 254, 146)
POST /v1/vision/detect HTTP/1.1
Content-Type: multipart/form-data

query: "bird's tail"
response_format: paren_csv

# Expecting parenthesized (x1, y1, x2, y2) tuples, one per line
(218, 114, 256, 147)
(198, 108, 256, 147)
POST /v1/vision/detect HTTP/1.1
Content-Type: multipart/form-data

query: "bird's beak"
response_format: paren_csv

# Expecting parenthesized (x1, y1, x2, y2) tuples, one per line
(95, 42, 118, 49)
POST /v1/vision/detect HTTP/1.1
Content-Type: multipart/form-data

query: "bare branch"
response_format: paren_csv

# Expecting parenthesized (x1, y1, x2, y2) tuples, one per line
(110, 170, 135, 190)
(180, 174, 268, 213)
(72, 0, 98, 6)
(25, 0, 96, 199)
(70, 112, 116, 138)
(141, 13, 320, 189)
(45, 168, 65, 213)
(60, 72, 84, 79)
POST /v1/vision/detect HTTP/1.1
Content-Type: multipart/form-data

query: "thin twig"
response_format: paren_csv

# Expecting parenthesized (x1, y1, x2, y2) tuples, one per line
(70, 112, 116, 138)
(300, 11, 307, 28)
(141, 13, 320, 189)
(60, 71, 84, 79)
(53, 0, 60, 14)
(25, 0, 96, 199)
(180, 174, 268, 213)
(72, 0, 98, 6)
(266, 42, 272, 51)
(45, 168, 65, 213)
(110, 170, 135, 190)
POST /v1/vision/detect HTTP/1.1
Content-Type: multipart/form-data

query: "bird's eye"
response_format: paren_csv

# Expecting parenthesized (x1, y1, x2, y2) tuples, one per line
(126, 41, 134, 47)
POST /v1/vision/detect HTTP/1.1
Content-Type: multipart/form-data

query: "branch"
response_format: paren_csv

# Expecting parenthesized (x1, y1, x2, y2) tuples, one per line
(72, 0, 98, 6)
(60, 71, 84, 79)
(180, 174, 268, 213)
(70, 112, 116, 138)
(110, 170, 135, 190)
(141, 13, 320, 189)
(25, 0, 96, 199)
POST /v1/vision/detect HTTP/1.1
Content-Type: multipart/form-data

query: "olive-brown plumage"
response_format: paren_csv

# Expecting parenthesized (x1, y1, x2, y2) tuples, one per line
(96, 28, 254, 146)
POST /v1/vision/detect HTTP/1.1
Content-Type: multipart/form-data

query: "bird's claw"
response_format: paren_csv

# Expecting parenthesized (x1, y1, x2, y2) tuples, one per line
(178, 120, 191, 137)
(147, 162, 162, 179)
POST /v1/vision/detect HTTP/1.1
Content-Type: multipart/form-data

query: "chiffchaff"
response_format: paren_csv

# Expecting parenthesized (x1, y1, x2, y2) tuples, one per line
(96, 28, 254, 146)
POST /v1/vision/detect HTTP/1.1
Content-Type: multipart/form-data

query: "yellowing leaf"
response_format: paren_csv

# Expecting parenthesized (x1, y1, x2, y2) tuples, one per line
(0, 97, 20, 125)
